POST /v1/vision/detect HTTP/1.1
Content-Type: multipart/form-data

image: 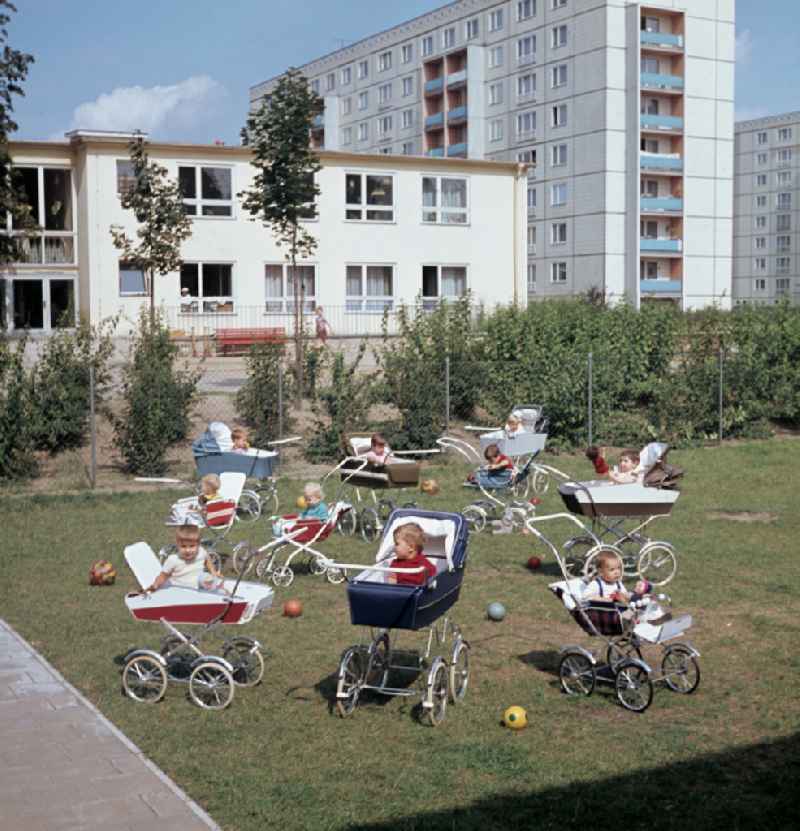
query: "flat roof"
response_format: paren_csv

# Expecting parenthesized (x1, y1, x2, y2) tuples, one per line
(735, 110, 800, 131)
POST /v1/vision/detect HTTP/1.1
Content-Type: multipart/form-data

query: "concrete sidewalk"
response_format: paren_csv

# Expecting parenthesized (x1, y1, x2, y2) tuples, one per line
(0, 618, 220, 831)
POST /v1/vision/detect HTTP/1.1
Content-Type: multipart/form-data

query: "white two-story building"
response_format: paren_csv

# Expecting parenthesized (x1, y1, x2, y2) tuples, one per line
(1, 131, 528, 337)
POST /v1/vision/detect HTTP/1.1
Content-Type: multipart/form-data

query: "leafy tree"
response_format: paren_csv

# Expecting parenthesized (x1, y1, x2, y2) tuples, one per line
(110, 136, 193, 317)
(0, 1, 36, 264)
(239, 67, 323, 400)
(0, 333, 36, 480)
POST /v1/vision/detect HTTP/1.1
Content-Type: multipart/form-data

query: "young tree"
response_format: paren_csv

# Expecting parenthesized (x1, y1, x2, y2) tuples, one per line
(110, 136, 193, 317)
(0, 1, 35, 265)
(239, 67, 322, 399)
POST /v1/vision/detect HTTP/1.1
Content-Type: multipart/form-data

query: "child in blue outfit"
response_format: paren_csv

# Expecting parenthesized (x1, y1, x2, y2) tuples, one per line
(272, 482, 329, 537)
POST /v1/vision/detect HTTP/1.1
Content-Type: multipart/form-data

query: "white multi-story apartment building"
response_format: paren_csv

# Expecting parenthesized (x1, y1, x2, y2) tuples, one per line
(251, 0, 735, 309)
(0, 132, 527, 336)
(733, 111, 799, 305)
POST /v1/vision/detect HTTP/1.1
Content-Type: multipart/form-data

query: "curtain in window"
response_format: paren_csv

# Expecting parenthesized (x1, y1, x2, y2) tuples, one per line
(201, 168, 231, 200)
(265, 265, 283, 311)
(441, 267, 466, 297)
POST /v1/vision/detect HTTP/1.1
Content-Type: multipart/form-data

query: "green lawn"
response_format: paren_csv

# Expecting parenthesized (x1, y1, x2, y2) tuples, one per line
(2, 441, 799, 830)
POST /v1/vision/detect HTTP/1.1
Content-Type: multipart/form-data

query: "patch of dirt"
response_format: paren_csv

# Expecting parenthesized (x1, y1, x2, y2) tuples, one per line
(707, 510, 778, 523)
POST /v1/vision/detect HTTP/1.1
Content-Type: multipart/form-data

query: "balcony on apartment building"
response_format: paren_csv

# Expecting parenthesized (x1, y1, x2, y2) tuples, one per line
(640, 196, 683, 213)
(447, 69, 467, 89)
(425, 112, 444, 130)
(640, 278, 682, 294)
(447, 105, 467, 125)
(640, 72, 684, 92)
(640, 113, 683, 132)
(640, 30, 684, 50)
(427, 147, 445, 157)
(425, 77, 444, 95)
(640, 237, 683, 254)
(640, 152, 683, 173)
(447, 142, 467, 157)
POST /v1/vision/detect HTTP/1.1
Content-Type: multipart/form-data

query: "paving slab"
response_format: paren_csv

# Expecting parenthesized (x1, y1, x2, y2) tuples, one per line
(0, 618, 220, 831)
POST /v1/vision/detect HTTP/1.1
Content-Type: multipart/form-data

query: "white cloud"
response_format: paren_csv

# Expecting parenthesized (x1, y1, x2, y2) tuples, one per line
(735, 29, 753, 65)
(66, 76, 226, 139)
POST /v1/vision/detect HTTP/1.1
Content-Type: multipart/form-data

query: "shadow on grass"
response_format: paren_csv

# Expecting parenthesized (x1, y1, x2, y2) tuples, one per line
(516, 648, 559, 676)
(344, 731, 800, 831)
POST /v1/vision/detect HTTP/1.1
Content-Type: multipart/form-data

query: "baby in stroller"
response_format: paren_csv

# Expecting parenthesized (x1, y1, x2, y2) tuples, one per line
(272, 482, 328, 537)
(465, 443, 515, 488)
(386, 522, 437, 586)
(145, 524, 227, 593)
(167, 474, 221, 525)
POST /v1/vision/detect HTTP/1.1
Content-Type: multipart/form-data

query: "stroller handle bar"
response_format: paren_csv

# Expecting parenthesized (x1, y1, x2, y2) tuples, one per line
(464, 424, 501, 433)
(436, 436, 482, 463)
(314, 555, 427, 576)
(267, 436, 302, 447)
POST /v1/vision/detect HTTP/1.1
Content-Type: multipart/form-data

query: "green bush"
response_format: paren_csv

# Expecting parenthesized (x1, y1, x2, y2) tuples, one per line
(29, 318, 116, 453)
(113, 311, 200, 475)
(0, 335, 37, 481)
(236, 341, 288, 447)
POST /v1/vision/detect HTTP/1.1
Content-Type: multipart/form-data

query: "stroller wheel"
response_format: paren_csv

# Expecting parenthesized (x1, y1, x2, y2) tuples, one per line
(236, 490, 262, 524)
(272, 565, 294, 588)
(308, 555, 328, 576)
(424, 657, 449, 727)
(449, 638, 470, 703)
(614, 661, 653, 713)
(326, 567, 346, 585)
(366, 632, 390, 689)
(606, 640, 643, 672)
(337, 506, 358, 537)
(377, 499, 395, 522)
(255, 553, 275, 582)
(661, 645, 700, 695)
(462, 505, 487, 533)
(531, 468, 550, 496)
(360, 508, 381, 543)
(506, 506, 529, 530)
(637, 542, 677, 586)
(122, 655, 167, 704)
(188, 661, 235, 710)
(222, 637, 265, 687)
(231, 542, 256, 576)
(256, 481, 280, 515)
(562, 536, 594, 578)
(336, 647, 365, 718)
(160, 636, 194, 682)
(511, 477, 530, 500)
(558, 651, 596, 697)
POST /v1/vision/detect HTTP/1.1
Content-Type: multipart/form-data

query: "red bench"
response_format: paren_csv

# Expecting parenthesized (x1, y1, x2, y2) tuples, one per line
(215, 327, 286, 355)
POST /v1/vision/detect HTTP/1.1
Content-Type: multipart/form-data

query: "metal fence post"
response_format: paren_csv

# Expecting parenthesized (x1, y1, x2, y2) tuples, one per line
(718, 347, 724, 445)
(587, 351, 593, 446)
(89, 364, 96, 489)
(277, 362, 284, 439)
(444, 356, 450, 430)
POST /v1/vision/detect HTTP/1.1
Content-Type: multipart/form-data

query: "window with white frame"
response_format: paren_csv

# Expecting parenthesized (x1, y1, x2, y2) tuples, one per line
(443, 27, 455, 49)
(551, 143, 567, 166)
(326, 73, 335, 91)
(518, 149, 536, 164)
(755, 216, 767, 229)
(402, 76, 414, 96)
(119, 262, 146, 297)
(756, 194, 767, 208)
(778, 127, 792, 141)
(490, 119, 504, 141)
(342, 97, 352, 116)
(756, 173, 767, 186)
(757, 131, 768, 145)
(341, 66, 352, 85)
(777, 171, 792, 186)
(358, 59, 369, 79)
(264, 263, 315, 313)
(346, 173, 394, 221)
(642, 261, 659, 279)
(379, 83, 392, 105)
(777, 277, 791, 293)
(402, 141, 414, 155)
(466, 18, 479, 40)
(358, 122, 369, 141)
(358, 91, 368, 110)
(552, 0, 567, 7)
(754, 237, 766, 250)
(552, 104, 567, 127)
(379, 51, 392, 72)
(346, 264, 394, 311)
(422, 176, 468, 224)
(518, 0, 535, 21)
(551, 182, 567, 206)
(489, 82, 504, 105)
(551, 25, 567, 48)
(342, 126, 353, 146)
(181, 262, 234, 312)
(641, 179, 658, 197)
(179, 166, 232, 217)
(489, 9, 504, 31)
(310, 79, 320, 94)
(641, 220, 658, 238)
(551, 221, 567, 244)
(777, 148, 792, 165)
(551, 262, 567, 283)
(422, 264, 467, 307)
(527, 187, 537, 211)
(527, 224, 536, 252)
(551, 63, 567, 87)
(402, 43, 413, 63)
(753, 277, 767, 291)
(517, 35, 536, 64)
(402, 108, 414, 129)
(377, 115, 393, 137)
(489, 45, 504, 67)
(778, 192, 792, 209)
(518, 73, 536, 99)
(517, 110, 536, 137)
(421, 35, 434, 57)
(754, 257, 766, 271)
(777, 214, 791, 232)
(527, 263, 536, 294)
(756, 152, 767, 165)
(777, 235, 791, 252)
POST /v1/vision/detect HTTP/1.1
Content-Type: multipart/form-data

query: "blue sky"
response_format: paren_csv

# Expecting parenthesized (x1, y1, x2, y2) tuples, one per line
(8, 0, 799, 144)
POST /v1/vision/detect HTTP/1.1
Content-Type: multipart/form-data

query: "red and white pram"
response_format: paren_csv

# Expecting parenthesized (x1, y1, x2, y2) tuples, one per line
(121, 541, 273, 709)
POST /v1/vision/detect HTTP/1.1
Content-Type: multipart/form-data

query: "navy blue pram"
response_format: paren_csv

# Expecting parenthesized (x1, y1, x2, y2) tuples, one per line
(192, 427, 277, 479)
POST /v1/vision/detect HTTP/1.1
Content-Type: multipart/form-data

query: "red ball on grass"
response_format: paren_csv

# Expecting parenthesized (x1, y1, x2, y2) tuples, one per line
(527, 556, 542, 571)
(283, 599, 303, 618)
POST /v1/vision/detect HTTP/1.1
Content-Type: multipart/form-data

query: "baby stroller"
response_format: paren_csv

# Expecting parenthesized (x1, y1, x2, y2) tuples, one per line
(192, 422, 300, 523)
(328, 437, 439, 542)
(436, 435, 540, 533)
(538, 442, 683, 585)
(525, 515, 700, 713)
(121, 542, 273, 710)
(320, 509, 471, 726)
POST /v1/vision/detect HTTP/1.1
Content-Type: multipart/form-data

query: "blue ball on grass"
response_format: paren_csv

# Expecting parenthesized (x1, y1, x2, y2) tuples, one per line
(487, 601, 507, 622)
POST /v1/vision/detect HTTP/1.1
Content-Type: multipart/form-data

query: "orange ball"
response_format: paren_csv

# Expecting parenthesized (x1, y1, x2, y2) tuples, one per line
(89, 560, 116, 586)
(421, 479, 440, 495)
(283, 599, 303, 618)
